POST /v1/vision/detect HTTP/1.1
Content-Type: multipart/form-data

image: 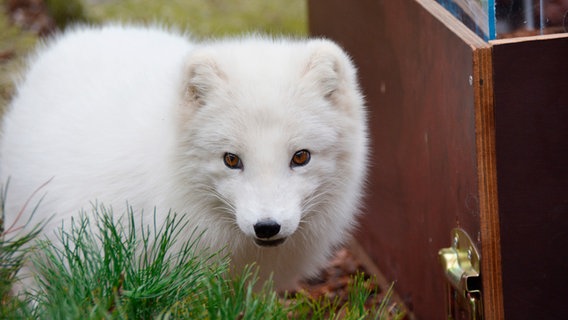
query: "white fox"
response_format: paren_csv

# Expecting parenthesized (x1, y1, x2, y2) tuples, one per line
(0, 25, 368, 290)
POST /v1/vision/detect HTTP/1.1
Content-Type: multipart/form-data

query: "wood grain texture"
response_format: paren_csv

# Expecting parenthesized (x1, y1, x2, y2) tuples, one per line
(472, 45, 505, 320)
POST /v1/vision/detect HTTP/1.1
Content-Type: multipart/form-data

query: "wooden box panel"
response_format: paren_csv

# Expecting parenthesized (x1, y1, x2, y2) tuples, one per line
(492, 35, 568, 319)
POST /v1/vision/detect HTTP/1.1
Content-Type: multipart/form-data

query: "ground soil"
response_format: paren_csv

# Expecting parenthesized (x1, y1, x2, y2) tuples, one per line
(293, 246, 405, 318)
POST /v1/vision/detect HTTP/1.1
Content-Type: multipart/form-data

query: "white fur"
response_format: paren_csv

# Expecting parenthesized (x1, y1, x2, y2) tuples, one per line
(0, 24, 368, 290)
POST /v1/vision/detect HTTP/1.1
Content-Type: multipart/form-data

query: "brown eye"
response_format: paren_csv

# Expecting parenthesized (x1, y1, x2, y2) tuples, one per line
(290, 149, 311, 168)
(223, 153, 243, 170)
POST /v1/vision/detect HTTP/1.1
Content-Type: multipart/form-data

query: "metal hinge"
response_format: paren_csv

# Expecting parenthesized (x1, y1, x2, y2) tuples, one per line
(438, 228, 483, 320)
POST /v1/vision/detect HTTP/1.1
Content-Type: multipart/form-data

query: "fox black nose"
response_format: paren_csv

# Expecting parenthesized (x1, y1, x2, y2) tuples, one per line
(253, 220, 281, 239)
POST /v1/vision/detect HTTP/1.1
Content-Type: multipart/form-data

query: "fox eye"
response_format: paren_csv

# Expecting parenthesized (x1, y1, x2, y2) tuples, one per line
(223, 153, 243, 170)
(290, 149, 311, 168)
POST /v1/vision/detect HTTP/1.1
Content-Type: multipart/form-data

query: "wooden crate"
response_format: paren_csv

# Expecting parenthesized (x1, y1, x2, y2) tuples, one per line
(309, 0, 568, 318)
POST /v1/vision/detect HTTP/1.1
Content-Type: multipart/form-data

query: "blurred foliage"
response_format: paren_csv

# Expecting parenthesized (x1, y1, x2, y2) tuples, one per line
(0, 6, 36, 117)
(82, 0, 307, 37)
(45, 0, 88, 28)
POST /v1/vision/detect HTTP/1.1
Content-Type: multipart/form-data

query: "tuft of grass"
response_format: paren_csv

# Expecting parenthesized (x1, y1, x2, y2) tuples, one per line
(289, 273, 404, 320)
(1, 198, 400, 319)
(165, 264, 288, 320)
(0, 183, 42, 318)
(0, 231, 37, 318)
(30, 206, 226, 319)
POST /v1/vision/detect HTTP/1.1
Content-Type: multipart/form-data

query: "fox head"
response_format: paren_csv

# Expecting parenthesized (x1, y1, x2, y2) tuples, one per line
(177, 37, 368, 247)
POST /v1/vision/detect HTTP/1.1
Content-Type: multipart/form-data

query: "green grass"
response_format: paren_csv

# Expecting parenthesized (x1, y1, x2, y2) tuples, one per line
(1, 200, 401, 319)
(0, 183, 42, 318)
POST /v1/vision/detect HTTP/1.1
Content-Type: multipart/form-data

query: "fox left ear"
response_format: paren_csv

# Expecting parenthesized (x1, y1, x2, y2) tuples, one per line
(183, 52, 226, 108)
(302, 40, 359, 104)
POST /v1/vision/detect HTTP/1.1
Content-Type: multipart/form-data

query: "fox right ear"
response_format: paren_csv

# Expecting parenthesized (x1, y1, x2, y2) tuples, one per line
(183, 53, 226, 107)
(301, 40, 361, 110)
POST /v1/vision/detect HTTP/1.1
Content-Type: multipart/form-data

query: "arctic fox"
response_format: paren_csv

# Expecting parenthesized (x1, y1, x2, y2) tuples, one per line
(0, 25, 368, 290)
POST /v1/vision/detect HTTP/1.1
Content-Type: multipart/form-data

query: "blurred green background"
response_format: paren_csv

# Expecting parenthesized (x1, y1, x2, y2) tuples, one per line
(83, 0, 307, 37)
(1, 0, 308, 113)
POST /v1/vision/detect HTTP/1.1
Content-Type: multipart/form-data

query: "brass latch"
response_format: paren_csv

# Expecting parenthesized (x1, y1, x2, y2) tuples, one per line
(438, 228, 483, 319)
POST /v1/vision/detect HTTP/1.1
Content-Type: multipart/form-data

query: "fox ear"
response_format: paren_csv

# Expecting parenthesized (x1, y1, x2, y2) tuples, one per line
(184, 53, 226, 107)
(302, 40, 357, 101)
